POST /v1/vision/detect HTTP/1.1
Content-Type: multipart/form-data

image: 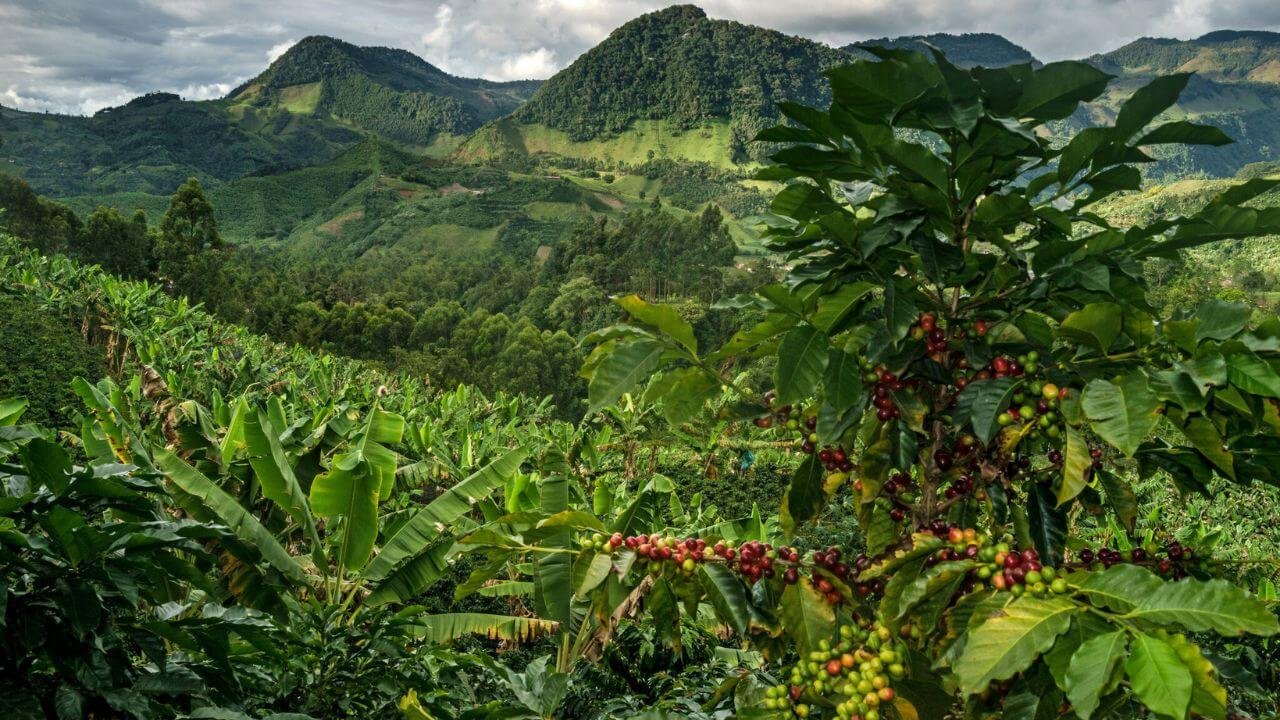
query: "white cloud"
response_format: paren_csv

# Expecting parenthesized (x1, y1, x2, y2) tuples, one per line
(420, 4, 455, 67)
(495, 48, 558, 80)
(267, 39, 296, 63)
(178, 81, 235, 100)
(4, 82, 134, 115)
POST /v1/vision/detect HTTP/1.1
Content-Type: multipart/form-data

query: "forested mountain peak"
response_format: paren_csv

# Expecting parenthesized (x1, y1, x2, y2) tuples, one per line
(1092, 29, 1280, 83)
(230, 35, 540, 98)
(228, 35, 541, 146)
(844, 32, 1037, 67)
(231, 35, 369, 93)
(507, 4, 849, 152)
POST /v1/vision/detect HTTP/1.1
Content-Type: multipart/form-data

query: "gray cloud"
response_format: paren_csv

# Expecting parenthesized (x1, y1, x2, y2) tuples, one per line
(1, 0, 1277, 115)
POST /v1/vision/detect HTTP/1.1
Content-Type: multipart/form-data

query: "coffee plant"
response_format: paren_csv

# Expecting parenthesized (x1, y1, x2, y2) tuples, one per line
(0, 408, 273, 718)
(579, 50, 1280, 718)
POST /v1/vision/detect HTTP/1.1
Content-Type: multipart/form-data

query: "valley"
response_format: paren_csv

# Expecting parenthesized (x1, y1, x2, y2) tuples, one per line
(6, 6, 1280, 410)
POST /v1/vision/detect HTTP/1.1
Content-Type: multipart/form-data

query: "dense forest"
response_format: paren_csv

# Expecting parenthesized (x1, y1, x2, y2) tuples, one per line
(233, 35, 541, 146)
(508, 5, 849, 160)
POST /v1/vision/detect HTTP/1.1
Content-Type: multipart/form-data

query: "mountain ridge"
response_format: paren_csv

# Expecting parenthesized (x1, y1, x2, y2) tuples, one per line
(230, 35, 541, 99)
(5, 7, 1280, 199)
(1090, 29, 1280, 83)
(844, 32, 1038, 67)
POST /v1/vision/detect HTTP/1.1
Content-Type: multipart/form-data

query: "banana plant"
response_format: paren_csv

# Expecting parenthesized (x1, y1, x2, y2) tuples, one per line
(1, 236, 436, 421)
(70, 379, 546, 635)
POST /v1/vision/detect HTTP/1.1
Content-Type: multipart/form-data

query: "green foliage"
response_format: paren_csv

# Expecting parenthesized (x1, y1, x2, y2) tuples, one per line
(548, 205, 738, 301)
(0, 173, 81, 252)
(235, 605, 505, 719)
(955, 596, 1076, 693)
(0, 428, 269, 718)
(635, 159, 769, 214)
(157, 176, 221, 277)
(8, 19, 1280, 718)
(0, 93, 359, 197)
(71, 205, 153, 278)
(0, 292, 105, 427)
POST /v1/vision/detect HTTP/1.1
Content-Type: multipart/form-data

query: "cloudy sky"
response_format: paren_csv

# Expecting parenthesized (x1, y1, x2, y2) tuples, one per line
(3, 0, 1279, 115)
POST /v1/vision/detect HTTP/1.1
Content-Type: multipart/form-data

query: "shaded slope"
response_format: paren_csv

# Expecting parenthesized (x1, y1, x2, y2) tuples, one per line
(845, 33, 1037, 67)
(1091, 31, 1280, 85)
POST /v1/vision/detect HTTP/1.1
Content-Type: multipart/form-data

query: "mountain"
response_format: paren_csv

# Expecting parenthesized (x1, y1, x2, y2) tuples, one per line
(1075, 31, 1280, 178)
(1091, 31, 1280, 84)
(228, 35, 541, 147)
(0, 37, 540, 198)
(458, 5, 849, 165)
(0, 93, 358, 196)
(6, 7, 1280, 206)
(845, 32, 1037, 67)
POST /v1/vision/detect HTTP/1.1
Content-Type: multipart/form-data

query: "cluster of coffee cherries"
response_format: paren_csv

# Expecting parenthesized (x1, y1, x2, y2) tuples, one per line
(764, 622, 908, 720)
(933, 436, 986, 489)
(614, 535, 878, 606)
(754, 395, 857, 470)
(1001, 454, 1034, 478)
(882, 471, 918, 523)
(1046, 444, 1107, 476)
(914, 525, 1069, 597)
(870, 370, 911, 422)
(878, 458, 986, 527)
(620, 534, 801, 585)
(924, 525, 987, 564)
(995, 381, 1068, 440)
(942, 473, 980, 502)
(752, 391, 794, 430)
(818, 445, 855, 473)
(812, 547, 888, 602)
(987, 546, 1068, 596)
(1073, 540, 1200, 580)
(909, 312, 952, 356)
(985, 353, 1031, 379)
(622, 533, 717, 575)
(577, 531, 624, 552)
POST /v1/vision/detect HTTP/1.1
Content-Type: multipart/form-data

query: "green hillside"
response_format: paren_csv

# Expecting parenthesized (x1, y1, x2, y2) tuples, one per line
(463, 11, 1280, 177)
(9, 7, 1280, 205)
(466, 5, 848, 164)
(1091, 30, 1280, 84)
(229, 35, 540, 147)
(1076, 31, 1280, 177)
(0, 93, 359, 196)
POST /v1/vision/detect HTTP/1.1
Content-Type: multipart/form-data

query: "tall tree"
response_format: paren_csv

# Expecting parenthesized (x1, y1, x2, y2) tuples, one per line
(73, 205, 153, 279)
(0, 173, 81, 254)
(155, 177, 221, 284)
